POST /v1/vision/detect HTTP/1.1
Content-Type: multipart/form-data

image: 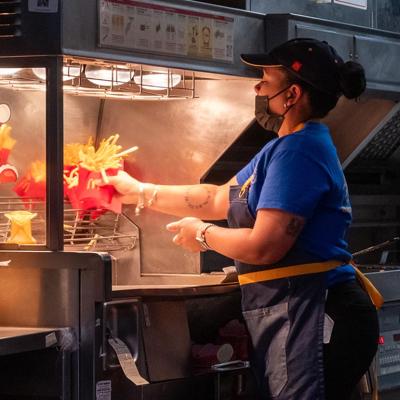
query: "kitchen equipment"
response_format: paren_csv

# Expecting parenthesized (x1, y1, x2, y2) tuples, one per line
(0, 1, 399, 399)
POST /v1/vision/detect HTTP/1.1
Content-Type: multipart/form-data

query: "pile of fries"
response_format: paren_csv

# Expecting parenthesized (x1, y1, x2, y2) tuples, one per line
(13, 133, 137, 216)
(63, 134, 138, 216)
(64, 137, 94, 166)
(79, 134, 125, 172)
(14, 160, 46, 199)
(0, 123, 16, 165)
(0, 123, 18, 183)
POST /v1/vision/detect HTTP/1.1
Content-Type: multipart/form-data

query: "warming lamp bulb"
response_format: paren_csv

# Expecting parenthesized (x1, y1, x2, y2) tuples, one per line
(32, 66, 81, 82)
(85, 66, 132, 87)
(133, 73, 181, 91)
(0, 68, 22, 76)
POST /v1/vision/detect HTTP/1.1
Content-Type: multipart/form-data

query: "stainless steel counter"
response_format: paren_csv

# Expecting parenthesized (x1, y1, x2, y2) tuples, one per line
(0, 326, 74, 356)
(111, 282, 239, 298)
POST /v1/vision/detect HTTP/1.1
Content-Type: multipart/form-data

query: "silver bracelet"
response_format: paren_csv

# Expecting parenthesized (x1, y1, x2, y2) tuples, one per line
(147, 184, 159, 207)
(135, 183, 145, 216)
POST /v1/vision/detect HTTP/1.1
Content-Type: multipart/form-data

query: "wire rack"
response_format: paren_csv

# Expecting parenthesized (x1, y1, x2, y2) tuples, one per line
(63, 208, 137, 251)
(0, 197, 137, 251)
(0, 59, 196, 101)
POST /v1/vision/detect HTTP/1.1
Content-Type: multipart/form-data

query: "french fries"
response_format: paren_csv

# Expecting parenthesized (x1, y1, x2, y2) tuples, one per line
(0, 123, 16, 150)
(79, 134, 123, 172)
(28, 160, 46, 182)
(65, 134, 138, 174)
(64, 137, 94, 166)
(63, 166, 79, 188)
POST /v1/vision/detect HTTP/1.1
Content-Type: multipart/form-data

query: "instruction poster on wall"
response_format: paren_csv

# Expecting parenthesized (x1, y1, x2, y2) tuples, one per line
(98, 0, 234, 63)
(333, 0, 367, 10)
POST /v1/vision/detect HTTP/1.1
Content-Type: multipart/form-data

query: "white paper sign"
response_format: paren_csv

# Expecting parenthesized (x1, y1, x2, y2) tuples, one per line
(96, 380, 111, 400)
(334, 0, 367, 10)
(108, 337, 149, 386)
(28, 0, 58, 13)
(99, 0, 235, 63)
(45, 332, 58, 347)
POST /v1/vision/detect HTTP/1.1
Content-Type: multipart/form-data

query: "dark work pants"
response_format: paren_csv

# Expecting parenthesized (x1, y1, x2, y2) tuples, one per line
(324, 280, 379, 400)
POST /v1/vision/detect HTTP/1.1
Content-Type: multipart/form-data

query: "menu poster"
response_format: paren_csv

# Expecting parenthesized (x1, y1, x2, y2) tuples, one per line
(98, 0, 235, 63)
(135, 6, 152, 50)
(176, 14, 186, 55)
(164, 11, 177, 53)
(152, 9, 164, 51)
(213, 17, 233, 61)
(187, 15, 200, 57)
(124, 5, 136, 44)
(199, 18, 212, 58)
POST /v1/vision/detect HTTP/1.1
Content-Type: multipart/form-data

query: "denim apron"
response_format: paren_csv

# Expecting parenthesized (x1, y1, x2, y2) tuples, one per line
(227, 185, 327, 400)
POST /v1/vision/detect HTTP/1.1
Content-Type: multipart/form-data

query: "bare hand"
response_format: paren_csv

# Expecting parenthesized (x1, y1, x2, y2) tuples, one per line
(96, 170, 141, 204)
(166, 217, 205, 252)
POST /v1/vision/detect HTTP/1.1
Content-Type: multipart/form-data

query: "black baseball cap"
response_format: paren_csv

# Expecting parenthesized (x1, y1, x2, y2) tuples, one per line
(241, 38, 344, 96)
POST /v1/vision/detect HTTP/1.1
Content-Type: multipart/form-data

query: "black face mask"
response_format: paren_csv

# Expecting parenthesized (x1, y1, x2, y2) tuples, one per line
(254, 86, 291, 132)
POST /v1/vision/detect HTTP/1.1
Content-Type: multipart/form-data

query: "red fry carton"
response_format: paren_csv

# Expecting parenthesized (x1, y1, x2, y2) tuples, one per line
(74, 166, 122, 216)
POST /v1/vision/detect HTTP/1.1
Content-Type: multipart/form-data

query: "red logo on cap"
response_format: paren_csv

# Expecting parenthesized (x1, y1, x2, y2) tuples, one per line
(291, 61, 302, 72)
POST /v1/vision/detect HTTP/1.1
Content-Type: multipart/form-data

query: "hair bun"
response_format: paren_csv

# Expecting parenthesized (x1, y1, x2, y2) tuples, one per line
(338, 61, 366, 99)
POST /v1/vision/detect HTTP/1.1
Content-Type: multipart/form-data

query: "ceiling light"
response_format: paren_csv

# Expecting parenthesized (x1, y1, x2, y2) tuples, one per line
(133, 73, 181, 91)
(32, 66, 81, 82)
(0, 68, 22, 76)
(85, 66, 132, 87)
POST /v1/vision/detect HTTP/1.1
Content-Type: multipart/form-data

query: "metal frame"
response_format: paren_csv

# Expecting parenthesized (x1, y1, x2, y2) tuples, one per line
(0, 250, 113, 400)
(0, 55, 64, 250)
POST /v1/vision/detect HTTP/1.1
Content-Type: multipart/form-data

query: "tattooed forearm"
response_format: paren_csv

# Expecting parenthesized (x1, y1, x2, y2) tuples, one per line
(286, 217, 305, 237)
(184, 186, 211, 209)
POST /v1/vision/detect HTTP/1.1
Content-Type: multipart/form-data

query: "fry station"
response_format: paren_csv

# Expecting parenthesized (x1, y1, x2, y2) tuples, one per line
(0, 1, 400, 399)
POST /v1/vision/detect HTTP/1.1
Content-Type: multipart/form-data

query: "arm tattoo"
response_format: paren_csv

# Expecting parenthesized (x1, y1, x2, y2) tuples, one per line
(286, 217, 304, 237)
(184, 186, 211, 209)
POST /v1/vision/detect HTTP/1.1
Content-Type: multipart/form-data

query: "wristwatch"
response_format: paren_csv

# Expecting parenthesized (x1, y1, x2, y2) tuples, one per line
(195, 223, 215, 251)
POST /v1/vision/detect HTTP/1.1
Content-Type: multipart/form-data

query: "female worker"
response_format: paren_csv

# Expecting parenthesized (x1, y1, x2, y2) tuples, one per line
(102, 38, 379, 400)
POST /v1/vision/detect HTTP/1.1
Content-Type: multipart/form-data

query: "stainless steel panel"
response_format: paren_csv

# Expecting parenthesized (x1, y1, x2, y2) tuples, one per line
(0, 265, 79, 327)
(355, 35, 400, 92)
(264, 14, 400, 97)
(323, 97, 396, 163)
(99, 78, 256, 277)
(251, 0, 374, 28)
(377, 0, 400, 33)
(294, 23, 353, 60)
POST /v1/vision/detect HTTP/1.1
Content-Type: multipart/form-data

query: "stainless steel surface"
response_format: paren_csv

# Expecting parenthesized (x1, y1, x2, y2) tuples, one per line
(112, 282, 239, 297)
(0, 326, 73, 356)
(342, 102, 400, 168)
(100, 78, 255, 280)
(250, 0, 374, 27)
(264, 14, 400, 96)
(0, 251, 111, 400)
(377, 0, 400, 33)
(323, 97, 396, 164)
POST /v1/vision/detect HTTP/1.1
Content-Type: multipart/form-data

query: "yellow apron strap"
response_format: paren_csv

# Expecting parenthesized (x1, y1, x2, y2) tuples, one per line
(238, 260, 343, 285)
(352, 264, 384, 310)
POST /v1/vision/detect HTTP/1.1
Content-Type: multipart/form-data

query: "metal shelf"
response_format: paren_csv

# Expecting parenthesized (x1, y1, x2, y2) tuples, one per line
(0, 197, 137, 252)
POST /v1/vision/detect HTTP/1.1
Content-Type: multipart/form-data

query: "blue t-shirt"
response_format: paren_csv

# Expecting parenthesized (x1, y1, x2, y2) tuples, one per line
(236, 121, 355, 287)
